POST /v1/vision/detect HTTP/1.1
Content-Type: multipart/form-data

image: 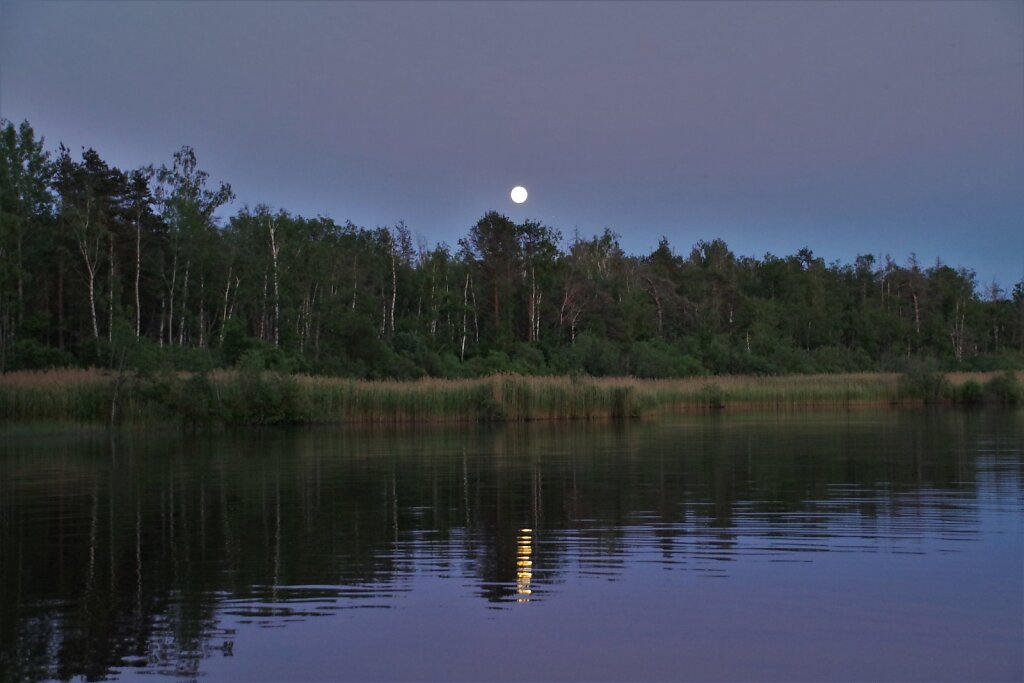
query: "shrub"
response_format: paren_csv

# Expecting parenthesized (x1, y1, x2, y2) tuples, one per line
(6, 339, 75, 371)
(964, 351, 1024, 372)
(630, 340, 702, 378)
(809, 346, 874, 373)
(899, 360, 952, 403)
(508, 343, 548, 375)
(571, 333, 622, 376)
(474, 381, 506, 421)
(176, 372, 221, 427)
(609, 385, 636, 418)
(432, 352, 466, 378)
(984, 371, 1021, 404)
(228, 368, 306, 425)
(699, 382, 726, 409)
(463, 350, 514, 377)
(957, 379, 984, 405)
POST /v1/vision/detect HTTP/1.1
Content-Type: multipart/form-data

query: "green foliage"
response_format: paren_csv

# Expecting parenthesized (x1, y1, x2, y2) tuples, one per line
(14, 369, 1020, 427)
(984, 371, 1021, 404)
(699, 382, 726, 409)
(463, 350, 516, 377)
(227, 368, 306, 425)
(899, 360, 953, 403)
(965, 352, 1024, 372)
(7, 339, 74, 370)
(808, 346, 874, 373)
(507, 343, 548, 375)
(629, 340, 703, 378)
(957, 379, 984, 405)
(702, 335, 777, 375)
(5, 116, 1024, 384)
(552, 333, 622, 376)
(175, 372, 222, 427)
(219, 318, 256, 366)
(609, 385, 636, 418)
(237, 344, 304, 374)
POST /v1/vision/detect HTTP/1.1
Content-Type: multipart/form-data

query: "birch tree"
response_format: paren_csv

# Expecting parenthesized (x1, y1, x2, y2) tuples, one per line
(153, 146, 233, 346)
(54, 146, 125, 342)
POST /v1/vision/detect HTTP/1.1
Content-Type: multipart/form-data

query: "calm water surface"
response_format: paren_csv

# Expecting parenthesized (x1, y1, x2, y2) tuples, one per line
(1, 410, 1021, 682)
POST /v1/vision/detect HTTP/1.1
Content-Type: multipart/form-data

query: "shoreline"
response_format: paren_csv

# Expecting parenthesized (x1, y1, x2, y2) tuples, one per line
(0, 369, 1019, 427)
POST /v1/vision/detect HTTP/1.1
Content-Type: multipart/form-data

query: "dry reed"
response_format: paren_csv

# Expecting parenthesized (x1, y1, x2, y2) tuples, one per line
(0, 369, 1017, 426)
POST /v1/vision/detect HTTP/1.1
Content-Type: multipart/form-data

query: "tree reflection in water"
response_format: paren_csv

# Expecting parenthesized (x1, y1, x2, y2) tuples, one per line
(0, 410, 1020, 681)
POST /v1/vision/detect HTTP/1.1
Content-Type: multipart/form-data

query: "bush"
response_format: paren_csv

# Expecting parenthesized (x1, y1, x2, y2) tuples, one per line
(702, 335, 798, 375)
(176, 372, 222, 426)
(508, 343, 548, 375)
(957, 379, 984, 405)
(376, 346, 424, 380)
(473, 381, 505, 421)
(964, 352, 1024, 372)
(555, 333, 622, 376)
(609, 385, 636, 418)
(309, 355, 357, 377)
(219, 318, 257, 366)
(809, 346, 873, 373)
(227, 368, 307, 425)
(389, 332, 432, 375)
(984, 371, 1021, 404)
(431, 352, 466, 378)
(899, 360, 952, 403)
(236, 344, 305, 374)
(699, 382, 725, 409)
(629, 340, 702, 378)
(6, 339, 75, 370)
(463, 350, 514, 377)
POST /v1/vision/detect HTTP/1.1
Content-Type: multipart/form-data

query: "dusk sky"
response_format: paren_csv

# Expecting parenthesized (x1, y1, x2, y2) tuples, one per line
(2, 1, 1022, 289)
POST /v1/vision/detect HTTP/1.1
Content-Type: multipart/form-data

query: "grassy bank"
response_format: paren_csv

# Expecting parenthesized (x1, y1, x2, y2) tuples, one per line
(0, 369, 1020, 426)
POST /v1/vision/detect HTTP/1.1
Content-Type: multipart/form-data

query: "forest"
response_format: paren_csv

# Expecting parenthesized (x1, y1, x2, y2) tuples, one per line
(2, 118, 1023, 379)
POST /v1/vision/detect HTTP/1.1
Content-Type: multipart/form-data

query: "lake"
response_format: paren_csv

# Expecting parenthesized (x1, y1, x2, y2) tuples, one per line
(1, 409, 1021, 682)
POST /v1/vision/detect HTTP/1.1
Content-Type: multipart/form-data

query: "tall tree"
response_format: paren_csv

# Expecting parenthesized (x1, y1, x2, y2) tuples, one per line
(462, 211, 521, 344)
(517, 220, 560, 343)
(1013, 281, 1024, 352)
(0, 119, 54, 357)
(153, 146, 233, 346)
(53, 146, 126, 342)
(123, 168, 157, 338)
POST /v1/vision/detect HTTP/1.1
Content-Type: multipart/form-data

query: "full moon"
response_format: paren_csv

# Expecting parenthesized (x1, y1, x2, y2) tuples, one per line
(510, 186, 528, 204)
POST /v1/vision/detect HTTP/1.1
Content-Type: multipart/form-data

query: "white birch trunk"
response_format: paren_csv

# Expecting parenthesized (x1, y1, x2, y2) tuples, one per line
(198, 274, 205, 348)
(134, 216, 141, 337)
(167, 249, 178, 346)
(460, 272, 469, 361)
(267, 216, 281, 347)
(178, 259, 190, 346)
(219, 264, 233, 343)
(74, 207, 102, 341)
(108, 232, 115, 342)
(389, 241, 397, 336)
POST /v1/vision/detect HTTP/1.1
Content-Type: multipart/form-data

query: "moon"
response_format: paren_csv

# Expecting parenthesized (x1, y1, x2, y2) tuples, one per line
(510, 186, 528, 204)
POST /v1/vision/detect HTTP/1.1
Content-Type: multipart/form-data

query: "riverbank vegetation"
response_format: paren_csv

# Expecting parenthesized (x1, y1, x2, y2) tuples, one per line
(1, 368, 1019, 426)
(2, 119, 1024, 383)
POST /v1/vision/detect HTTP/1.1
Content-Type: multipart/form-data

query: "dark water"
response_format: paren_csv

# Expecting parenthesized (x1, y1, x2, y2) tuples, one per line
(1, 410, 1021, 682)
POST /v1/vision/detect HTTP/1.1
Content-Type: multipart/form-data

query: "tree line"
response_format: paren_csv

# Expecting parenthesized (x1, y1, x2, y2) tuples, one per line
(2, 118, 1022, 378)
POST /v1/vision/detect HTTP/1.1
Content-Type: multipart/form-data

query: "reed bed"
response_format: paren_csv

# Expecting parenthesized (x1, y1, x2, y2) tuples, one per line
(299, 375, 639, 423)
(0, 368, 114, 422)
(0, 369, 1017, 426)
(614, 373, 904, 413)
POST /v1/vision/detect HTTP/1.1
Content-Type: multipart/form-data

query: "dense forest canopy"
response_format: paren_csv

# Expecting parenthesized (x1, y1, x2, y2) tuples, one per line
(1, 118, 1022, 378)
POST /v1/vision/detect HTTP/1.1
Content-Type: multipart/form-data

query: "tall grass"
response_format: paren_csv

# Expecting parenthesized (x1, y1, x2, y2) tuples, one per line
(0, 369, 115, 423)
(300, 375, 639, 422)
(1, 369, 1019, 426)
